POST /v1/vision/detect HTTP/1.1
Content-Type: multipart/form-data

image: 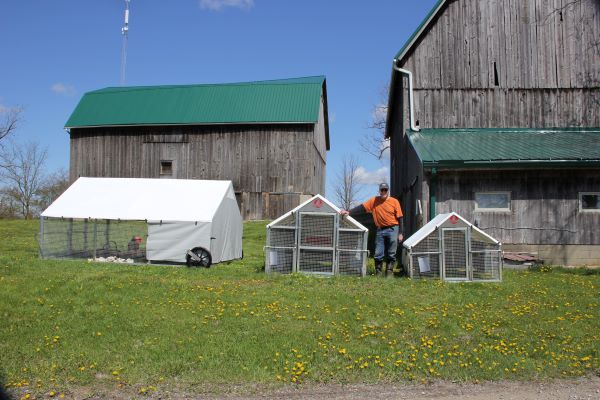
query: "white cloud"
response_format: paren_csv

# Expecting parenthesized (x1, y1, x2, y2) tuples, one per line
(51, 83, 76, 96)
(199, 0, 254, 11)
(354, 166, 389, 185)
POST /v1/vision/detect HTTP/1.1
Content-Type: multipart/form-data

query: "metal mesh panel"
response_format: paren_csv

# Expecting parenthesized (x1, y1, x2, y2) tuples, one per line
(471, 239, 498, 252)
(266, 248, 294, 274)
(338, 251, 364, 276)
(339, 217, 359, 229)
(442, 230, 467, 279)
(300, 214, 334, 248)
(471, 251, 501, 281)
(266, 203, 367, 277)
(411, 253, 441, 278)
(273, 213, 296, 227)
(268, 228, 295, 247)
(39, 218, 147, 261)
(298, 249, 334, 274)
(412, 234, 439, 254)
(338, 230, 364, 250)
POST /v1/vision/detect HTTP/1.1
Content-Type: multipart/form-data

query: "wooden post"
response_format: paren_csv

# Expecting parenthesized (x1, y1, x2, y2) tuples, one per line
(104, 219, 111, 252)
(39, 216, 45, 258)
(67, 218, 73, 256)
(83, 219, 88, 255)
(93, 220, 97, 259)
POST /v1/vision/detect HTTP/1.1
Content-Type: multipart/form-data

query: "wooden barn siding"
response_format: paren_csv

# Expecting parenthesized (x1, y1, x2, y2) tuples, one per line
(402, 0, 600, 90)
(434, 169, 600, 245)
(70, 124, 325, 220)
(313, 95, 328, 168)
(391, 0, 600, 237)
(414, 88, 599, 128)
(397, 0, 600, 128)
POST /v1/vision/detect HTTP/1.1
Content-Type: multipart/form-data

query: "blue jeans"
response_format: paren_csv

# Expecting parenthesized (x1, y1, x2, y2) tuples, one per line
(374, 225, 399, 267)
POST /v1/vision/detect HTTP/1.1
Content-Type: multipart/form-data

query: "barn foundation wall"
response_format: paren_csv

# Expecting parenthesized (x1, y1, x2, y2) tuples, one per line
(503, 244, 600, 267)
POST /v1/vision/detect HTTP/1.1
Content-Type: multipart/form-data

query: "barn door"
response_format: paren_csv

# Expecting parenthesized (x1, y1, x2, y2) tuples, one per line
(296, 212, 336, 275)
(441, 228, 469, 281)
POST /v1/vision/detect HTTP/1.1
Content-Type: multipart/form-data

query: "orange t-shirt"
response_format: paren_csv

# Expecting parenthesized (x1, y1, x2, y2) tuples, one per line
(363, 196, 403, 228)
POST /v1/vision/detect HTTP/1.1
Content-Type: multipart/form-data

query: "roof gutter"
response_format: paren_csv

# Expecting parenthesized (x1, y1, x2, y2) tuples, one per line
(422, 159, 600, 169)
(392, 62, 420, 132)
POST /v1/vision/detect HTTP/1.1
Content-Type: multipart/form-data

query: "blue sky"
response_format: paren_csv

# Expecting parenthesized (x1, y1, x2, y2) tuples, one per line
(1, 0, 437, 203)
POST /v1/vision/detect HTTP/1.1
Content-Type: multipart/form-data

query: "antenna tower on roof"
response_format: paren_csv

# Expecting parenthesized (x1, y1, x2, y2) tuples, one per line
(120, 0, 131, 86)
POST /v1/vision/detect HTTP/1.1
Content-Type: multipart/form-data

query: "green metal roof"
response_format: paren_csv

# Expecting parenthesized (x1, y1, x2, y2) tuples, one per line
(394, 0, 447, 63)
(408, 128, 600, 168)
(65, 76, 327, 128)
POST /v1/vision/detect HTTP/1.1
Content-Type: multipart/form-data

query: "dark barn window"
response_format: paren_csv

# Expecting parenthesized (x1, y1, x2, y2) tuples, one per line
(160, 160, 173, 177)
(580, 192, 600, 211)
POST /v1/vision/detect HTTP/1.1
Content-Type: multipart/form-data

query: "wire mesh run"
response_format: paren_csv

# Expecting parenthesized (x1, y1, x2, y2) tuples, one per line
(443, 230, 468, 280)
(338, 230, 364, 250)
(266, 247, 294, 274)
(410, 253, 441, 278)
(39, 217, 147, 261)
(471, 250, 502, 281)
(337, 251, 365, 276)
(405, 214, 502, 282)
(265, 196, 368, 276)
(300, 214, 334, 248)
(268, 228, 295, 248)
(298, 249, 334, 274)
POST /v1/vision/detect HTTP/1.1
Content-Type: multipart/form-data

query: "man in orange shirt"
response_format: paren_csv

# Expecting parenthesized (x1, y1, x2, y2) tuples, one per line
(341, 183, 403, 276)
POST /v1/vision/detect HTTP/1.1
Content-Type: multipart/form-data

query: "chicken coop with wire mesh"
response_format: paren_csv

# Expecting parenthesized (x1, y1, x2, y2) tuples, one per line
(402, 212, 502, 282)
(265, 195, 368, 276)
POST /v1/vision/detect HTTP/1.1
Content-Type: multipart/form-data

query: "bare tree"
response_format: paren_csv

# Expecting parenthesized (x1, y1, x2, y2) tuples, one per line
(360, 84, 390, 160)
(0, 106, 22, 145)
(37, 168, 69, 212)
(0, 189, 19, 218)
(334, 155, 363, 210)
(0, 141, 48, 219)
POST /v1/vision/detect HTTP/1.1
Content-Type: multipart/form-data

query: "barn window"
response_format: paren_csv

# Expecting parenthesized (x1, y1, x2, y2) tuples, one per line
(579, 192, 600, 212)
(474, 192, 511, 212)
(160, 160, 173, 176)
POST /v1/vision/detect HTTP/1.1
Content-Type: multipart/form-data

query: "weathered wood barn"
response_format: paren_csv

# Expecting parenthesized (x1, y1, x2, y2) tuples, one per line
(65, 76, 329, 220)
(386, 0, 600, 265)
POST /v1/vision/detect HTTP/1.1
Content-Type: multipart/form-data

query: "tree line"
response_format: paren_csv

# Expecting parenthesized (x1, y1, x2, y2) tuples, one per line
(0, 107, 69, 219)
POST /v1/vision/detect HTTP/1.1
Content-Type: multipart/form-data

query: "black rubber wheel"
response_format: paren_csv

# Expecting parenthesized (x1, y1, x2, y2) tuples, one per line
(186, 247, 212, 268)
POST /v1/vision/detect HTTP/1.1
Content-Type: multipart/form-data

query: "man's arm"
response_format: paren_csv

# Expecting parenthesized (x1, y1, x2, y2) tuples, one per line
(398, 217, 404, 242)
(340, 204, 366, 216)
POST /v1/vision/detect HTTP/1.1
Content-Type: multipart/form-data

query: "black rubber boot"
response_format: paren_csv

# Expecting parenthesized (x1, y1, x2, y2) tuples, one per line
(375, 261, 383, 276)
(385, 261, 395, 278)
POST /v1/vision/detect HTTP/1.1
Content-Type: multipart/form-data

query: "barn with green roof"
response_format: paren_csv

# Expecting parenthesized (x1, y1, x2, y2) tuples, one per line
(66, 76, 329, 220)
(385, 0, 600, 266)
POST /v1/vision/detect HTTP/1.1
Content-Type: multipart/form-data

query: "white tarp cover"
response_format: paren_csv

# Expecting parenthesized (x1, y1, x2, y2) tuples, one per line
(42, 177, 243, 263)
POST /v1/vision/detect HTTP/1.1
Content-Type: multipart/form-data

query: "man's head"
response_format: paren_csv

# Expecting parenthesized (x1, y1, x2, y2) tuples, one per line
(378, 182, 389, 198)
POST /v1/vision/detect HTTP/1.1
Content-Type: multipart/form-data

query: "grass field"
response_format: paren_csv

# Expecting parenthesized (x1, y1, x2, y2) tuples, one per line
(0, 219, 599, 397)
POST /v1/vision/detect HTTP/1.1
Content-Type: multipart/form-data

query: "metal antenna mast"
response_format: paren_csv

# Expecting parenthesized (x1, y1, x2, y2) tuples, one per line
(120, 0, 131, 86)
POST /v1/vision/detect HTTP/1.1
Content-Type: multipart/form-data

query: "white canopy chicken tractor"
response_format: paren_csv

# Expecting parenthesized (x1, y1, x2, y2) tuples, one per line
(39, 177, 243, 267)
